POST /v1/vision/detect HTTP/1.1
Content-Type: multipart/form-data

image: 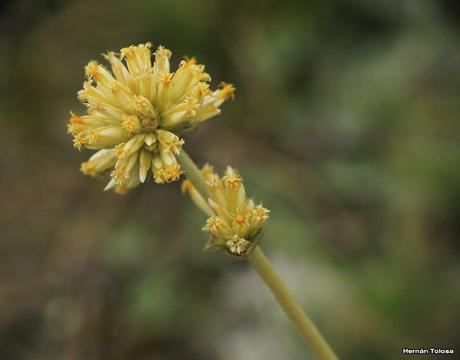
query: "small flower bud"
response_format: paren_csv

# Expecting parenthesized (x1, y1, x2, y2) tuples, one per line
(182, 164, 270, 258)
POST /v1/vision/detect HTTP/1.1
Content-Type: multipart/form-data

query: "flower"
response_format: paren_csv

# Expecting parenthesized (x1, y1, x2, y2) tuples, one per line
(69, 43, 235, 193)
(182, 164, 270, 257)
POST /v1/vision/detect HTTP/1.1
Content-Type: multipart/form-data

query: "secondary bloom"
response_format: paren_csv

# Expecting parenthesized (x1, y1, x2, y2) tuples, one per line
(69, 43, 235, 193)
(182, 164, 270, 257)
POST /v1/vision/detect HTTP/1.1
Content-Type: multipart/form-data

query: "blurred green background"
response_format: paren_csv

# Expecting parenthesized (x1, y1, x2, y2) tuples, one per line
(1, 0, 460, 359)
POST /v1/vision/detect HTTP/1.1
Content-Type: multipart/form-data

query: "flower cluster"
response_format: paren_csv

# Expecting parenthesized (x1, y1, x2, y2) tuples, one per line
(69, 43, 234, 193)
(182, 164, 270, 257)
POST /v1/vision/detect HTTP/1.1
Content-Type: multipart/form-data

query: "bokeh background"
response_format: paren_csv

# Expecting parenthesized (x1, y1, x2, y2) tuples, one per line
(1, 0, 460, 359)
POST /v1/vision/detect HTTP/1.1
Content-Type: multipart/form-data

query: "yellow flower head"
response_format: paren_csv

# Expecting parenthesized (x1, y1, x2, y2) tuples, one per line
(182, 164, 270, 257)
(69, 43, 235, 193)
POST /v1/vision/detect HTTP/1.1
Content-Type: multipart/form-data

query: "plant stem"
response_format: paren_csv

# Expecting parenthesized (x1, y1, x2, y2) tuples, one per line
(177, 149, 339, 360)
(248, 247, 338, 360)
(177, 150, 210, 200)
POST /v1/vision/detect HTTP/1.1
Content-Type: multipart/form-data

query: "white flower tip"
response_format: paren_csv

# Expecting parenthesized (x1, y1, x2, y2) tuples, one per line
(139, 171, 147, 183)
(104, 178, 116, 191)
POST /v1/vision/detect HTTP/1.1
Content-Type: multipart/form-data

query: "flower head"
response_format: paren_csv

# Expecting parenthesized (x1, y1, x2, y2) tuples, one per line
(69, 43, 235, 193)
(182, 164, 270, 257)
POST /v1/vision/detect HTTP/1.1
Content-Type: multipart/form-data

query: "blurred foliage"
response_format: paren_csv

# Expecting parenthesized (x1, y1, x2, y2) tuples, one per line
(1, 0, 460, 359)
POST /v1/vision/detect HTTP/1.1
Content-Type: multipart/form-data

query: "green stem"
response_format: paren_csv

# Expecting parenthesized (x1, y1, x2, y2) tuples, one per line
(177, 149, 339, 360)
(248, 247, 338, 360)
(177, 150, 210, 200)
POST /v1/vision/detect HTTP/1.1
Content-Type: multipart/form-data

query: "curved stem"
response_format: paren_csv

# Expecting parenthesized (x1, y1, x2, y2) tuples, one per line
(248, 247, 338, 360)
(177, 149, 339, 360)
(177, 150, 210, 199)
